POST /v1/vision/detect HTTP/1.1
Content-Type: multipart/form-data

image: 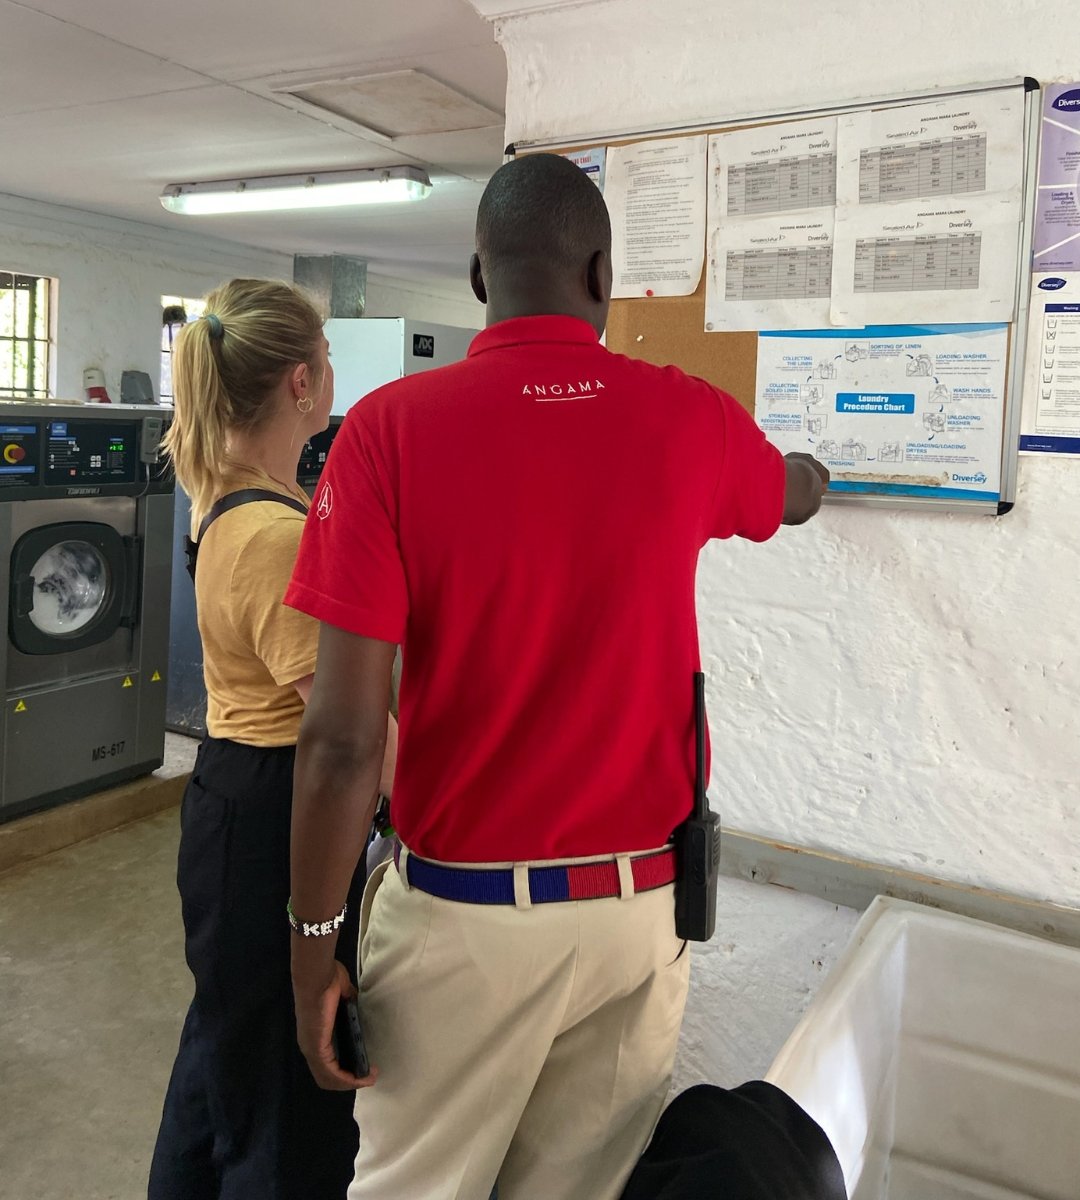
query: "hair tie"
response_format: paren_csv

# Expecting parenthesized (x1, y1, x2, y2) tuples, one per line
(204, 313, 224, 340)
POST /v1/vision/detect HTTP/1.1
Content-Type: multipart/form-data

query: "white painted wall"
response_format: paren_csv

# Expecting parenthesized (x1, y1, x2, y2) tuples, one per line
(487, 0, 1080, 1082)
(364, 272, 484, 329)
(0, 195, 481, 405)
(0, 193, 291, 402)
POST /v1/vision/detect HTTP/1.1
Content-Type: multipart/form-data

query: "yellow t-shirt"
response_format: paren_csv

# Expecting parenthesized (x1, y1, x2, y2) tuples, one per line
(195, 472, 316, 747)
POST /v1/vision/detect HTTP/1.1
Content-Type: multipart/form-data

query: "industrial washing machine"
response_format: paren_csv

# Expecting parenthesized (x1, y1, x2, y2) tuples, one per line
(0, 403, 173, 821)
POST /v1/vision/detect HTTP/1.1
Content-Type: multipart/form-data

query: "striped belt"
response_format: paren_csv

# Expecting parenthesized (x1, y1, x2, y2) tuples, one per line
(393, 842, 677, 905)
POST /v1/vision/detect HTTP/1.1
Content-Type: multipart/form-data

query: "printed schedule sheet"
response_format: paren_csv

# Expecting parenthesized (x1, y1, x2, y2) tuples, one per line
(706, 118, 837, 330)
(831, 91, 1025, 325)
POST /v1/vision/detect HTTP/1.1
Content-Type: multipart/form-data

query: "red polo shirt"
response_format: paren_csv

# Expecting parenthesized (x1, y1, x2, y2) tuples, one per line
(286, 315, 784, 862)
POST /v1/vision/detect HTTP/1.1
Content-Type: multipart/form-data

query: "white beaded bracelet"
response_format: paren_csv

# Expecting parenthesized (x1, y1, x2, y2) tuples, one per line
(287, 898, 347, 938)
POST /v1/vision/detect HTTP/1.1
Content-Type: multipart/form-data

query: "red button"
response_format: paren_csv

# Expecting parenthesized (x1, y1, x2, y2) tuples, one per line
(3, 443, 26, 464)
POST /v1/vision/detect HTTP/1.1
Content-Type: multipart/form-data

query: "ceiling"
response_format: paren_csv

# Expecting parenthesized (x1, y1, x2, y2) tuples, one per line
(0, 0, 511, 291)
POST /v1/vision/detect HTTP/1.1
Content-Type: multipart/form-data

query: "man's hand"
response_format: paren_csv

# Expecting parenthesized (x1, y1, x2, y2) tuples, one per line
(782, 453, 830, 526)
(293, 955, 378, 1091)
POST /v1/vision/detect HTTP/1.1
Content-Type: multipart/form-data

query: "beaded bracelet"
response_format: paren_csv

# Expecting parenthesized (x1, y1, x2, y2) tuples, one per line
(287, 897, 347, 938)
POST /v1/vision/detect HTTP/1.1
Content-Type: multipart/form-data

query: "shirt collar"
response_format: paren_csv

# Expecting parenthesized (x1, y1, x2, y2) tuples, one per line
(468, 315, 601, 357)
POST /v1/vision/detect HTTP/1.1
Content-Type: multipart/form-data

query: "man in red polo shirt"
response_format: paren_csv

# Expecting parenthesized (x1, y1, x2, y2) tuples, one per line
(286, 153, 828, 1200)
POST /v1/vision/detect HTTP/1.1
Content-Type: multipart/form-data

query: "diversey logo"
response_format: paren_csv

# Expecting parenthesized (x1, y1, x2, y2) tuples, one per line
(1052, 88, 1080, 111)
(1039, 277, 1067, 291)
(952, 472, 987, 484)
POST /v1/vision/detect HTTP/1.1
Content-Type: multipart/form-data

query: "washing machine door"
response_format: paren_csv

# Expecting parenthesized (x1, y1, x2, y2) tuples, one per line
(9, 522, 137, 656)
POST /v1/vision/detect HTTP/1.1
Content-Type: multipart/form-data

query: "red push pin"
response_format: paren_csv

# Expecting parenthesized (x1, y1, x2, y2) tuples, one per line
(645, 288, 654, 297)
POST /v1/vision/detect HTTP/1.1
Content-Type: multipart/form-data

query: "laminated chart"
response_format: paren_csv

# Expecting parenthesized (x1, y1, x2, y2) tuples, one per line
(756, 324, 1009, 501)
(1020, 273, 1080, 455)
(831, 92, 1025, 325)
(705, 119, 837, 330)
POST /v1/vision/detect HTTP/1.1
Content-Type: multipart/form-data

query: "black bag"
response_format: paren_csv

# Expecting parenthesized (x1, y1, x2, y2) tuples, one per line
(619, 1082, 847, 1200)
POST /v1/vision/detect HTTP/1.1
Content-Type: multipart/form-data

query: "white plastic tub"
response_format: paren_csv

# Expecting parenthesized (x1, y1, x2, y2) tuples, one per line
(766, 897, 1080, 1200)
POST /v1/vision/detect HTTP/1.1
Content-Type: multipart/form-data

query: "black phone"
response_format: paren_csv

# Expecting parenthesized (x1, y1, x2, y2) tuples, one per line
(333, 995, 371, 1078)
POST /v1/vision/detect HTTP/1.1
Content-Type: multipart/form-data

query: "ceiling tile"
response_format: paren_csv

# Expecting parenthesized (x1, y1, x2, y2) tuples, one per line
(289, 69, 502, 138)
(0, 1, 208, 114)
(12, 0, 500, 85)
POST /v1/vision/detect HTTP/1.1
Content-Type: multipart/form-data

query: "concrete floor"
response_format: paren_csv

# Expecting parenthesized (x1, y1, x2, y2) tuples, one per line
(0, 806, 189, 1200)
(0, 731, 859, 1197)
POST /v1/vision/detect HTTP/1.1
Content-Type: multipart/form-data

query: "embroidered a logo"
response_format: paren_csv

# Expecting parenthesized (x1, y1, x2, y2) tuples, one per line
(522, 379, 606, 402)
(316, 483, 333, 520)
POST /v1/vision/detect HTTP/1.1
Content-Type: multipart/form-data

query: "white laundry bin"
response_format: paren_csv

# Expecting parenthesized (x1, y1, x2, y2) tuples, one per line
(766, 896, 1080, 1200)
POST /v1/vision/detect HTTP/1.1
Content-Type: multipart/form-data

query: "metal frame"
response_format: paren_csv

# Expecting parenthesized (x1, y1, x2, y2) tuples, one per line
(514, 77, 1041, 516)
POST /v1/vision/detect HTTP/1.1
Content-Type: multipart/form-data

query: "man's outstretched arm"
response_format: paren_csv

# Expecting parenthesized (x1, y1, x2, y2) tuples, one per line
(290, 624, 396, 1091)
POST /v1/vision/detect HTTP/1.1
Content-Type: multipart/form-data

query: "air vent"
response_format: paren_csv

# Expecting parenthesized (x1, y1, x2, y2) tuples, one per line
(284, 69, 502, 138)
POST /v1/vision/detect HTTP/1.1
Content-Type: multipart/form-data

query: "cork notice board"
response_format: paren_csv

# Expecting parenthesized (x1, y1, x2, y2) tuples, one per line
(607, 278, 759, 418)
(558, 127, 763, 419)
(523, 79, 1041, 512)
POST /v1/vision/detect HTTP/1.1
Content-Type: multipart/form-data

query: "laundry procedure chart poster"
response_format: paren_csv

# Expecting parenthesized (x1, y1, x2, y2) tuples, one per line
(756, 324, 1010, 501)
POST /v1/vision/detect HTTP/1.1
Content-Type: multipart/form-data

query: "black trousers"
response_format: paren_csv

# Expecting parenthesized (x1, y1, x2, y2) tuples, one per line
(148, 737, 366, 1200)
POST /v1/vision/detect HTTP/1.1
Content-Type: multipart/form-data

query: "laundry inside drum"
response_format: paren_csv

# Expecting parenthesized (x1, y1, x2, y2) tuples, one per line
(30, 541, 109, 635)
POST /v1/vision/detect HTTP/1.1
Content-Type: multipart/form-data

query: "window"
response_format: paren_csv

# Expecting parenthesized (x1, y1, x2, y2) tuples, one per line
(160, 294, 206, 404)
(1, 272, 53, 400)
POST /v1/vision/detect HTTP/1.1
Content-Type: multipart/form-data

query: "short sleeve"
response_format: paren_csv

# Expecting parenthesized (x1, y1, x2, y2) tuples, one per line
(285, 410, 408, 644)
(707, 388, 786, 543)
(229, 519, 319, 686)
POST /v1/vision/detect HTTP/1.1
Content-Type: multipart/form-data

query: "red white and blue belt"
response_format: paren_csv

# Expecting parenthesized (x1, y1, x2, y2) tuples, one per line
(393, 842, 676, 905)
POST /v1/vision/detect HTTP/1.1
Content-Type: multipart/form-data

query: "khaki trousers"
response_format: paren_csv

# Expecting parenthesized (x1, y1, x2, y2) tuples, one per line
(348, 851, 691, 1200)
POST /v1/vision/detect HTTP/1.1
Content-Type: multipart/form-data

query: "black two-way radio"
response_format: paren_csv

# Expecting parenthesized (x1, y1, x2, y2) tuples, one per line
(674, 672, 721, 941)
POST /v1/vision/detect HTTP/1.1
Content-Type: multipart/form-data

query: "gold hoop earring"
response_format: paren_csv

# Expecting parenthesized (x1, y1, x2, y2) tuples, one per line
(296, 396, 314, 414)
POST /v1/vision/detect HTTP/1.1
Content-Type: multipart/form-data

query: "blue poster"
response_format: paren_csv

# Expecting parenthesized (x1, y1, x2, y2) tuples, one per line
(757, 324, 1010, 501)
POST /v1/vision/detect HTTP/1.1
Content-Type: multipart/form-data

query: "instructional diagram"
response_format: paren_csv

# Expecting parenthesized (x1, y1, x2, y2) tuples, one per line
(756, 323, 1010, 500)
(1020, 273, 1080, 455)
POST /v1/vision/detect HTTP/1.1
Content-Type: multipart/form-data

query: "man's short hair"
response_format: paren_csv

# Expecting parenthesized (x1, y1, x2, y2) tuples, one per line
(476, 154, 612, 278)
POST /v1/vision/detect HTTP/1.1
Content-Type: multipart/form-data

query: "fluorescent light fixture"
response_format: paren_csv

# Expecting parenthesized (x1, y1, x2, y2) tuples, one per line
(160, 166, 432, 215)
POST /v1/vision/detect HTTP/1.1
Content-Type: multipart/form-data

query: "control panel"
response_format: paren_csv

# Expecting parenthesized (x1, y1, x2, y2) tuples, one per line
(0, 409, 173, 498)
(297, 419, 342, 491)
(45, 420, 137, 486)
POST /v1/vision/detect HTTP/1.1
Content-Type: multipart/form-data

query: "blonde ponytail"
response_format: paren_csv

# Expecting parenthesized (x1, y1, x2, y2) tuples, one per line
(163, 279, 324, 523)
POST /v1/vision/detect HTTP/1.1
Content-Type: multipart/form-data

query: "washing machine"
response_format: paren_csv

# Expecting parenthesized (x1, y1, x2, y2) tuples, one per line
(0, 403, 174, 821)
(165, 416, 343, 738)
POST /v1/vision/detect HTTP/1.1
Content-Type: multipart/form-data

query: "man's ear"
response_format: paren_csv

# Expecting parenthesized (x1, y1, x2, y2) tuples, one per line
(586, 249, 611, 305)
(469, 253, 487, 304)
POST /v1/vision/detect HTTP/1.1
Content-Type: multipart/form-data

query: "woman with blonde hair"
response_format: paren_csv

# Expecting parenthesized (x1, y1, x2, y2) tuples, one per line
(148, 279, 394, 1200)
